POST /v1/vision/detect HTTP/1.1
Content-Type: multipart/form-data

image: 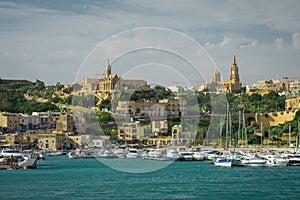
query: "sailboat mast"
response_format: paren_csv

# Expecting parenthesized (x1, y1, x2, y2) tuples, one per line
(238, 110, 241, 147)
(225, 102, 229, 150)
(268, 126, 271, 149)
(297, 121, 300, 153)
(260, 122, 263, 148)
(289, 123, 291, 149)
(242, 111, 246, 146)
(219, 121, 223, 148)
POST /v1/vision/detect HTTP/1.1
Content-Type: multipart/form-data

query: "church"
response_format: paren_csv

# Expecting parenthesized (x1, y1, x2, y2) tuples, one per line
(205, 55, 242, 93)
(98, 60, 148, 92)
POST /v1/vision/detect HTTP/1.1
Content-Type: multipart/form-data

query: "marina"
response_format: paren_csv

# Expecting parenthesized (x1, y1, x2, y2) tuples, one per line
(1, 154, 300, 199)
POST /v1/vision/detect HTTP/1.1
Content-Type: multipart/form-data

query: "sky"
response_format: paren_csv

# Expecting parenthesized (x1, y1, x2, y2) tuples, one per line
(1, 0, 300, 86)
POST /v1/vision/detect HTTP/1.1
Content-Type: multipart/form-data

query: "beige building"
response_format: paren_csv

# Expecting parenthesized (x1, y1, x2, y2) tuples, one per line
(0, 112, 20, 132)
(19, 113, 40, 131)
(204, 55, 242, 93)
(285, 96, 300, 110)
(38, 133, 65, 151)
(147, 136, 173, 146)
(56, 113, 74, 133)
(118, 122, 145, 141)
(98, 60, 148, 92)
(246, 80, 285, 95)
(152, 120, 168, 135)
(172, 125, 195, 145)
(82, 78, 100, 92)
(5, 133, 22, 147)
(116, 97, 185, 117)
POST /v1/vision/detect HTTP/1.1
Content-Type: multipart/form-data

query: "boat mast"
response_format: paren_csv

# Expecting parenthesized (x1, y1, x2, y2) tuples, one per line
(268, 126, 271, 149)
(238, 110, 241, 147)
(225, 102, 229, 150)
(297, 121, 300, 153)
(242, 110, 246, 146)
(241, 112, 244, 146)
(260, 122, 263, 148)
(289, 123, 291, 149)
(219, 121, 223, 149)
(229, 110, 232, 149)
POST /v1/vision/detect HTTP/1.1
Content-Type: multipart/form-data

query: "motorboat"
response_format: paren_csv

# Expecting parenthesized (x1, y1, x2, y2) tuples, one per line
(126, 149, 139, 159)
(68, 148, 94, 159)
(98, 149, 118, 159)
(148, 149, 164, 158)
(287, 154, 300, 166)
(165, 148, 182, 161)
(191, 152, 205, 161)
(179, 152, 193, 161)
(214, 158, 232, 167)
(0, 149, 23, 158)
(262, 155, 288, 167)
(241, 156, 267, 167)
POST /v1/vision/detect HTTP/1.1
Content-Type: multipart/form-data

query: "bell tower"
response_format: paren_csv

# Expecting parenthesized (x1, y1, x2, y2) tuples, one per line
(229, 55, 241, 91)
(105, 59, 111, 78)
(212, 67, 221, 83)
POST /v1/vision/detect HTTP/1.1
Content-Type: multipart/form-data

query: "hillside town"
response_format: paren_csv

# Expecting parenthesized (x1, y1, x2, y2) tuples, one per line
(1, 55, 300, 157)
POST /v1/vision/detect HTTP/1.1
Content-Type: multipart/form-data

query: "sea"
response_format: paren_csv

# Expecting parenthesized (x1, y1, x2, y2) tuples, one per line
(1, 156, 300, 200)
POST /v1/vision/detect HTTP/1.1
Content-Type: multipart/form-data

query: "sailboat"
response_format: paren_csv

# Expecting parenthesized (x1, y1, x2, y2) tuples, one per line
(214, 102, 232, 167)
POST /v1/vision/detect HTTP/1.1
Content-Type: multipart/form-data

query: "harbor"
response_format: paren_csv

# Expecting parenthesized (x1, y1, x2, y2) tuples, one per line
(1, 153, 300, 200)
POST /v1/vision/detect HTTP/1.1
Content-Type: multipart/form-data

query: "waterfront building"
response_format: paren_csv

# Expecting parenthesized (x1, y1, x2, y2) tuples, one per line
(147, 136, 173, 146)
(55, 113, 75, 133)
(0, 112, 20, 132)
(32, 111, 60, 130)
(19, 113, 40, 131)
(38, 133, 65, 151)
(151, 120, 168, 136)
(118, 122, 146, 142)
(172, 125, 195, 145)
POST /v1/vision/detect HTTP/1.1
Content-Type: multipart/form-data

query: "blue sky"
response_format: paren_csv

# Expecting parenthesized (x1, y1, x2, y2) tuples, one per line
(1, 0, 300, 86)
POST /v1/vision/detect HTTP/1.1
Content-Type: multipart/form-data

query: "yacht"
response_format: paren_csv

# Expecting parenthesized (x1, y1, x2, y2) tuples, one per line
(1, 149, 23, 158)
(241, 156, 267, 167)
(287, 154, 300, 166)
(126, 149, 139, 159)
(214, 158, 232, 167)
(98, 149, 118, 159)
(179, 152, 193, 161)
(165, 148, 182, 161)
(191, 152, 205, 161)
(262, 155, 288, 167)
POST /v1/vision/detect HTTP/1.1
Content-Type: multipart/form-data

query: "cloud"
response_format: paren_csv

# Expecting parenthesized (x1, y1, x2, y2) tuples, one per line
(0, 0, 300, 85)
(292, 33, 300, 49)
(274, 38, 285, 48)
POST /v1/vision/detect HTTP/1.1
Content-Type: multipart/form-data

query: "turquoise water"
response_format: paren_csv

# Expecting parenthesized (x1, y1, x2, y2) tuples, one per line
(1, 156, 300, 200)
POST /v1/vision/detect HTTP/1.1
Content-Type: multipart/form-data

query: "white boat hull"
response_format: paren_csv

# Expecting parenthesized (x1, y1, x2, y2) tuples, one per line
(214, 161, 232, 167)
